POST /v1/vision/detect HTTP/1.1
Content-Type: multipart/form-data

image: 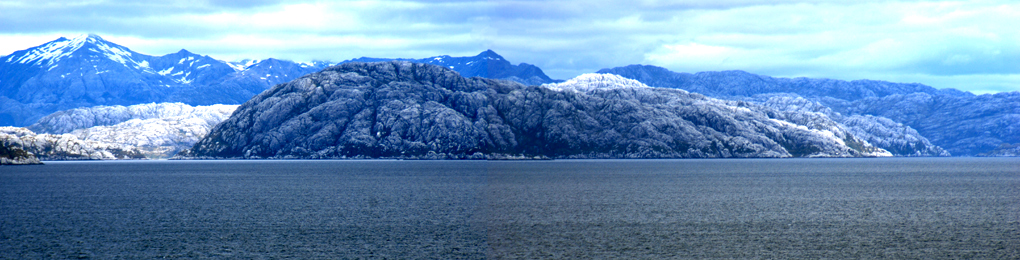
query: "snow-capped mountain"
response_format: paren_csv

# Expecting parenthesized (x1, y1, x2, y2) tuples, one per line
(148, 49, 236, 86)
(216, 58, 324, 94)
(600, 64, 1016, 156)
(0, 34, 328, 126)
(1, 35, 569, 127)
(28, 102, 238, 158)
(341, 50, 559, 85)
(180, 62, 888, 159)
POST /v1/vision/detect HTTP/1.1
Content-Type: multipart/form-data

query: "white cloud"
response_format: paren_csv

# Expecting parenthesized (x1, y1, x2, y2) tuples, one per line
(639, 1, 1020, 91)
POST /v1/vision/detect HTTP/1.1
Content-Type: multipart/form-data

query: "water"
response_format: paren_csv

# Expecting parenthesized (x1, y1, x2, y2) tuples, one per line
(1, 158, 1018, 259)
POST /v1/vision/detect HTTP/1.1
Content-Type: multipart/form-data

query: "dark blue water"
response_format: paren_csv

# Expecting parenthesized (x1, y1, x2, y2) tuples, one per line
(2, 158, 1018, 259)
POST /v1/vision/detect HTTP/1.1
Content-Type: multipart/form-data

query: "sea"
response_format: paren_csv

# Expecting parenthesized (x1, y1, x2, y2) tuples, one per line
(1, 158, 1018, 259)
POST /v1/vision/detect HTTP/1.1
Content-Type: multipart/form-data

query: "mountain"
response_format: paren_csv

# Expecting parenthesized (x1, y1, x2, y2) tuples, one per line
(981, 143, 1020, 157)
(341, 50, 558, 86)
(825, 91, 1020, 156)
(28, 103, 238, 158)
(752, 94, 948, 156)
(598, 65, 970, 101)
(179, 62, 889, 159)
(0, 34, 327, 126)
(1, 136, 42, 165)
(0, 127, 145, 160)
(1, 34, 179, 126)
(181, 58, 325, 103)
(600, 65, 1016, 156)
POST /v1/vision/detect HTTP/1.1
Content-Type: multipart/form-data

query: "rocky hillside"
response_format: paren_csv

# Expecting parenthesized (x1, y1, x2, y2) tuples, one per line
(751, 94, 948, 156)
(600, 65, 1015, 156)
(1, 137, 42, 165)
(825, 91, 1020, 156)
(0, 127, 144, 160)
(180, 62, 889, 159)
(29, 103, 237, 158)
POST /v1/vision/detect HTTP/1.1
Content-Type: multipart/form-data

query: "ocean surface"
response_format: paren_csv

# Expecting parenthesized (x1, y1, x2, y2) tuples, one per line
(1, 158, 1018, 259)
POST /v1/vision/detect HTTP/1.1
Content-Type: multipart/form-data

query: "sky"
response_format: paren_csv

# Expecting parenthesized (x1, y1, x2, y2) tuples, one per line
(1, 0, 1019, 94)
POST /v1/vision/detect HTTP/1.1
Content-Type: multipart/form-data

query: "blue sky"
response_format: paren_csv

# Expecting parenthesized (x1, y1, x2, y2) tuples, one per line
(1, 0, 1018, 93)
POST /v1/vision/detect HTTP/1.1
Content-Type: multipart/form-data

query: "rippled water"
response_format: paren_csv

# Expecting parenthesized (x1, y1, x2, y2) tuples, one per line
(2, 158, 1018, 258)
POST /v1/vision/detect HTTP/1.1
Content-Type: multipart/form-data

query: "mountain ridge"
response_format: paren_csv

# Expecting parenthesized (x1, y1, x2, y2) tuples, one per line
(1, 35, 563, 127)
(179, 62, 889, 159)
(341, 50, 559, 86)
(600, 64, 1016, 156)
(0, 34, 325, 126)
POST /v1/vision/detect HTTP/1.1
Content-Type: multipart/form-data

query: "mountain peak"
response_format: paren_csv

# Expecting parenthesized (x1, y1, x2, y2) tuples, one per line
(6, 35, 92, 66)
(67, 33, 107, 45)
(477, 49, 505, 60)
(82, 33, 104, 41)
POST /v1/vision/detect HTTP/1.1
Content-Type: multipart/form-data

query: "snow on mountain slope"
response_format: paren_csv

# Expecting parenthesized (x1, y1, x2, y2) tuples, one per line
(29, 103, 238, 158)
(600, 64, 977, 156)
(8, 34, 88, 67)
(30, 102, 237, 134)
(181, 63, 889, 159)
(754, 94, 947, 156)
(542, 73, 648, 92)
(0, 34, 328, 126)
(7, 34, 155, 76)
(0, 127, 144, 160)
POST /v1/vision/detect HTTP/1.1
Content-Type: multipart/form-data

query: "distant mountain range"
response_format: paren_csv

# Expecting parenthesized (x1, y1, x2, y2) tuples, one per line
(3, 34, 1016, 158)
(0, 34, 324, 126)
(179, 62, 889, 159)
(0, 35, 560, 127)
(340, 50, 559, 86)
(599, 65, 1019, 156)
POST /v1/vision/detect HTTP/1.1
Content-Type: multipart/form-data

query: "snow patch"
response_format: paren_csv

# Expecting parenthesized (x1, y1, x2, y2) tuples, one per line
(542, 73, 650, 92)
(14, 35, 87, 66)
(158, 67, 175, 76)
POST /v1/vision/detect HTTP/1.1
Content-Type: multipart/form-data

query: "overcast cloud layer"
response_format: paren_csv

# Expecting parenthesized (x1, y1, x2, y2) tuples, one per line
(2, 0, 1018, 93)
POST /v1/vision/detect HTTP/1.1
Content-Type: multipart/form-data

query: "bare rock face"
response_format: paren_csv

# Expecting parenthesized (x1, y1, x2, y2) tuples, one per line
(181, 62, 889, 159)
(1, 137, 42, 165)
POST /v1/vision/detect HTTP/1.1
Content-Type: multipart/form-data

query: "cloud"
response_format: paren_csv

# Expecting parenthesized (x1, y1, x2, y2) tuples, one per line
(639, 1, 1020, 91)
(1, 0, 1019, 93)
